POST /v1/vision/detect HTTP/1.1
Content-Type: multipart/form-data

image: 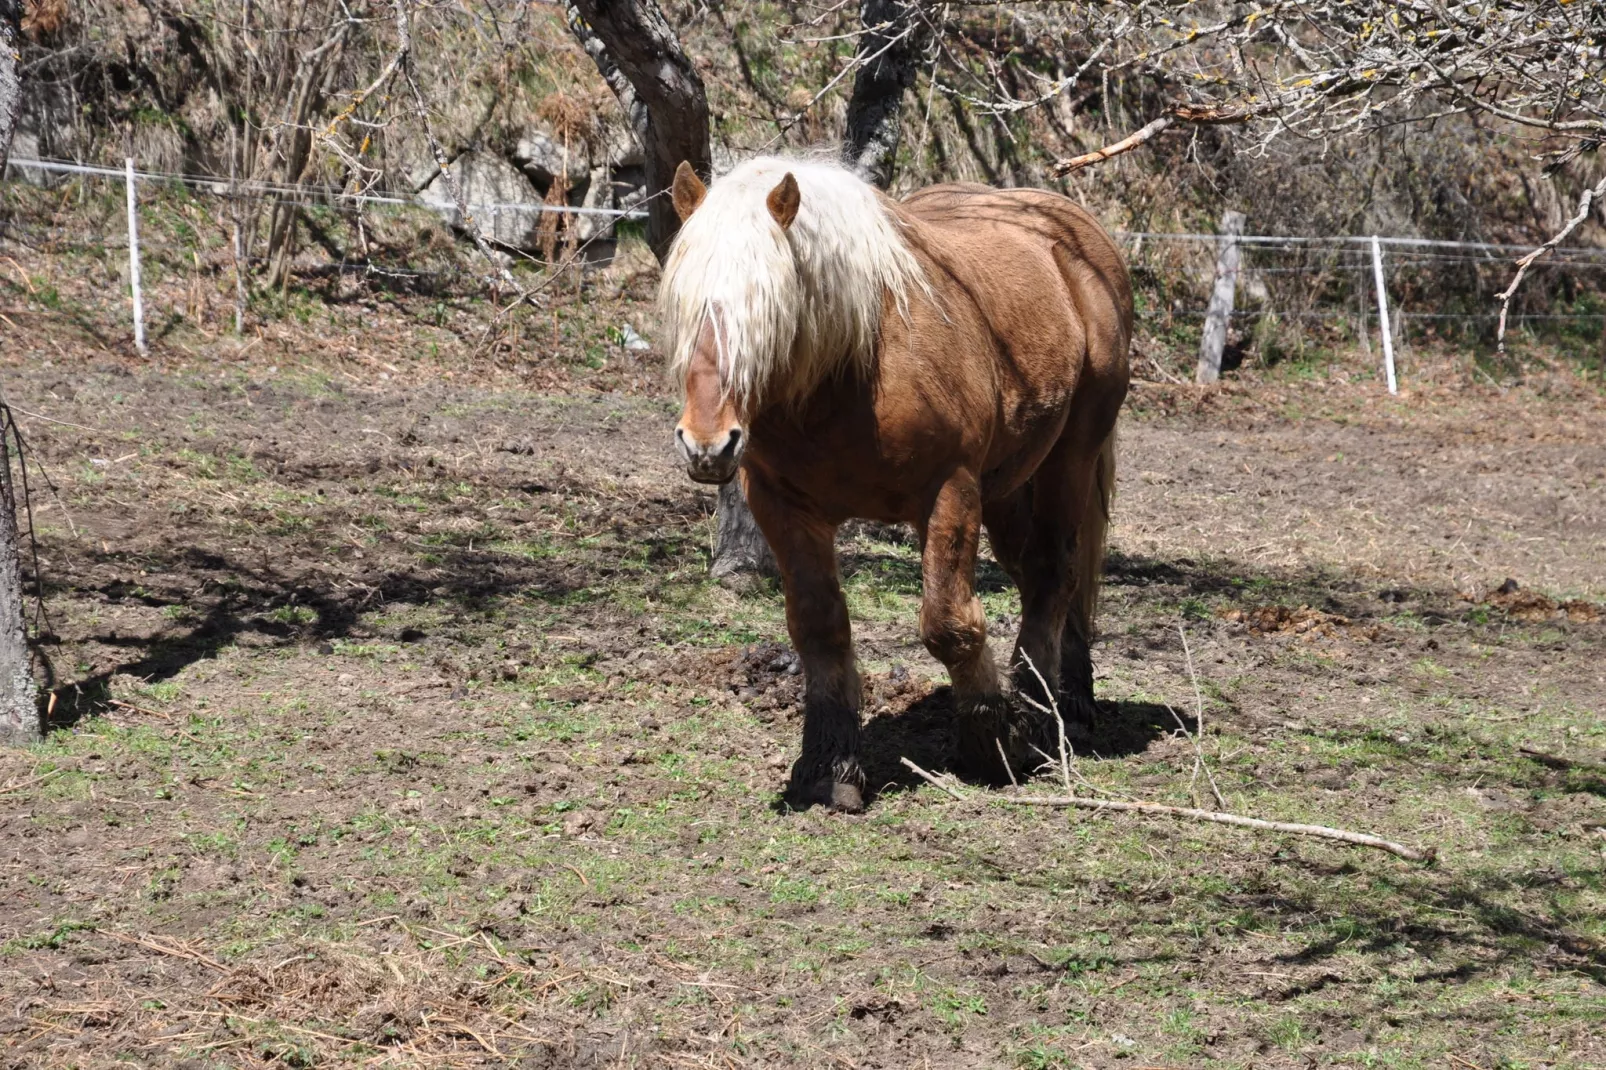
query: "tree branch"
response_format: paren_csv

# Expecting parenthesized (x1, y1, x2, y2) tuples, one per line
(1052, 115, 1172, 174)
(1496, 171, 1606, 353)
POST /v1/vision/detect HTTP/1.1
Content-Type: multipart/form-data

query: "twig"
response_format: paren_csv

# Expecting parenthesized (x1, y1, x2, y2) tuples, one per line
(899, 756, 966, 800)
(995, 739, 1018, 788)
(5, 406, 101, 434)
(1018, 650, 1073, 791)
(0, 768, 61, 795)
(1008, 794, 1433, 862)
(108, 698, 174, 722)
(96, 929, 230, 972)
(1054, 115, 1173, 174)
(1053, 100, 1270, 175)
(393, 0, 531, 305)
(1176, 626, 1226, 810)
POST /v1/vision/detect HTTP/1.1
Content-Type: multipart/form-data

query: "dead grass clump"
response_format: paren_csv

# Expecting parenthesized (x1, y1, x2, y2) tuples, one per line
(19, 929, 584, 1065)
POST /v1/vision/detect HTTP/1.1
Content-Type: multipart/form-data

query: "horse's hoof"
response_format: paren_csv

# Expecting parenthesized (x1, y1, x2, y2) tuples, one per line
(1060, 693, 1098, 743)
(828, 782, 865, 812)
(954, 698, 1029, 786)
(787, 777, 865, 813)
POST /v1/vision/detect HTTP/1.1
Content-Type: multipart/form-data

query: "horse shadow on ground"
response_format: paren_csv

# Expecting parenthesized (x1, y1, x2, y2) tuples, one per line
(858, 685, 1184, 800)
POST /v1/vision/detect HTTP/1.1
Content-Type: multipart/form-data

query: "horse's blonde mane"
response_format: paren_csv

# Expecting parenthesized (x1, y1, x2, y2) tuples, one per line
(658, 155, 924, 412)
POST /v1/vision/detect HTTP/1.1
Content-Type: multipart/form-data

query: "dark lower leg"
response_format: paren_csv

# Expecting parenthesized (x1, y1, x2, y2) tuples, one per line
(1059, 611, 1097, 735)
(745, 478, 864, 811)
(1011, 449, 1095, 748)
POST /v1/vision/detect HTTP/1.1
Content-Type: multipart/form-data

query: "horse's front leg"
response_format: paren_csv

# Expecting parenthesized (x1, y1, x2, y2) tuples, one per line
(744, 475, 865, 812)
(919, 471, 1026, 784)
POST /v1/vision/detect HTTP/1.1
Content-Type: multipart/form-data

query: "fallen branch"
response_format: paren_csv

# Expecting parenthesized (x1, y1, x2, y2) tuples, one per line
(0, 768, 60, 795)
(97, 928, 230, 972)
(108, 698, 173, 721)
(1008, 794, 1433, 863)
(901, 755, 1427, 860)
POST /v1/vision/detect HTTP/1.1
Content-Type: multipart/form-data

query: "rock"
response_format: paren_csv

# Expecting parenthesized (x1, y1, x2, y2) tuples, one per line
(417, 151, 544, 251)
(511, 131, 589, 187)
(617, 325, 652, 352)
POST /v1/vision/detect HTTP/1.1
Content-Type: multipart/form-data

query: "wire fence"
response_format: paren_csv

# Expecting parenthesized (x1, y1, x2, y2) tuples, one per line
(5, 155, 1605, 371)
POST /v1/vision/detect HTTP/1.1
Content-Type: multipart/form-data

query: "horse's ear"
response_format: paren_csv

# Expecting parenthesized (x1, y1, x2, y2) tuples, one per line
(766, 173, 800, 230)
(672, 161, 706, 222)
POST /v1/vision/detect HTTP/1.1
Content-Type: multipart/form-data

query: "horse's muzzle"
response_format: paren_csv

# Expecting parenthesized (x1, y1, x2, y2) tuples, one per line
(675, 426, 744, 485)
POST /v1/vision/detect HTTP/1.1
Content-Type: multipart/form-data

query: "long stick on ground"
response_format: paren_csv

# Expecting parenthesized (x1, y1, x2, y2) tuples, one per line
(1010, 794, 1431, 862)
(899, 758, 1429, 861)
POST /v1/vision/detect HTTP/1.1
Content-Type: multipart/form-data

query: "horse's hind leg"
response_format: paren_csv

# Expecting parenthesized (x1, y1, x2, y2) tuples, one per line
(745, 475, 865, 812)
(982, 485, 1030, 590)
(1058, 430, 1116, 733)
(1011, 434, 1101, 740)
(921, 471, 1026, 784)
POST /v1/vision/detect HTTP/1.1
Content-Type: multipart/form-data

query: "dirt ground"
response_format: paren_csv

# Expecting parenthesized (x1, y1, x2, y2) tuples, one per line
(1, 238, 1604, 1069)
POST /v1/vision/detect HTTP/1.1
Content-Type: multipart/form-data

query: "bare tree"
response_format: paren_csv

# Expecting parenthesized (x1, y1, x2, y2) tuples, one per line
(566, 0, 776, 584)
(0, 0, 40, 745)
(923, 2, 1603, 335)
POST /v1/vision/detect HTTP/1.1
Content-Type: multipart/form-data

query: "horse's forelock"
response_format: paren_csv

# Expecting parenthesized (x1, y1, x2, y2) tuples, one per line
(658, 156, 924, 412)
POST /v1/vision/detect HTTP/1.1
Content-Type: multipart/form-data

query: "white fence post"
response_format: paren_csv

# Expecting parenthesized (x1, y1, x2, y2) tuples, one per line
(1196, 209, 1246, 384)
(125, 158, 147, 356)
(1370, 234, 1397, 394)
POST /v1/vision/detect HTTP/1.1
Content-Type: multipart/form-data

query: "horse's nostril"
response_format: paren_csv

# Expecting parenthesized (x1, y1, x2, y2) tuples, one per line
(719, 428, 742, 460)
(675, 427, 687, 444)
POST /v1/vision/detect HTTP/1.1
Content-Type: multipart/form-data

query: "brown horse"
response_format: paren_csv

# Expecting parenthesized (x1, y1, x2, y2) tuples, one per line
(661, 156, 1131, 811)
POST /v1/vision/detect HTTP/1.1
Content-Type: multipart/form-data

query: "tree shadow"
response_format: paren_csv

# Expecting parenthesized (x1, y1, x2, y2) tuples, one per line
(33, 540, 591, 732)
(1248, 859, 1606, 990)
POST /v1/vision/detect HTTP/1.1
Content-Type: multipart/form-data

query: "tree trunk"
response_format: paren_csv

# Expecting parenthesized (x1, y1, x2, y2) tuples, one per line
(711, 481, 774, 586)
(0, 0, 18, 171)
(843, 0, 925, 189)
(566, 0, 712, 263)
(566, 0, 775, 583)
(0, 0, 41, 745)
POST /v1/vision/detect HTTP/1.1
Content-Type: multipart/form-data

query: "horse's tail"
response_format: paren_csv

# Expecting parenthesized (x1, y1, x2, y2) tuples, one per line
(1072, 428, 1117, 634)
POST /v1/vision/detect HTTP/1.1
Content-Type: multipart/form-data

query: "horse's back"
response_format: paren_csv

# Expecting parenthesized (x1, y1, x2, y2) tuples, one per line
(903, 185, 1127, 295)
